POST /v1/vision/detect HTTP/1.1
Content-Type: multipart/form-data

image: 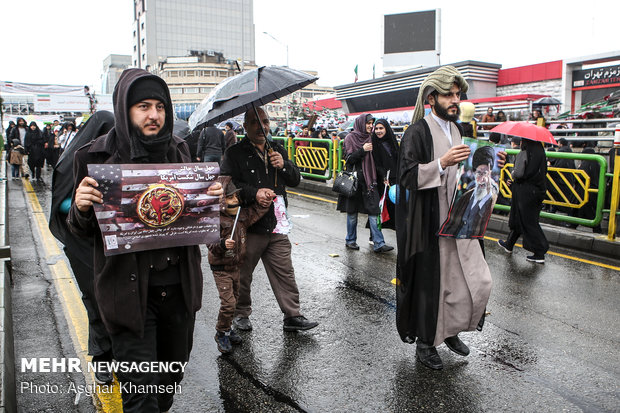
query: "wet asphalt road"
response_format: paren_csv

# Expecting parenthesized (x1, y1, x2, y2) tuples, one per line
(9, 168, 620, 412)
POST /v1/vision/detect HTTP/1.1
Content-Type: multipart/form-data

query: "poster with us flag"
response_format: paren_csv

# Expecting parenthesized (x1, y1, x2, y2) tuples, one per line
(88, 163, 220, 256)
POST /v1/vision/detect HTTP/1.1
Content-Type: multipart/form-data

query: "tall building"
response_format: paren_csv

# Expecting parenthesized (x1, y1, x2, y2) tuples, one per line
(132, 0, 255, 70)
(101, 54, 132, 94)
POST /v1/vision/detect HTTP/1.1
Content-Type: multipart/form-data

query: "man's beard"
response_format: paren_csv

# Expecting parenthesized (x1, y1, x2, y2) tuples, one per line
(473, 182, 488, 203)
(434, 103, 460, 122)
(132, 122, 162, 140)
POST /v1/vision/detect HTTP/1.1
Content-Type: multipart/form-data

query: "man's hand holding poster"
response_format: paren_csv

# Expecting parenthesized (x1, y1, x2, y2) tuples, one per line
(439, 138, 505, 239)
(88, 163, 220, 256)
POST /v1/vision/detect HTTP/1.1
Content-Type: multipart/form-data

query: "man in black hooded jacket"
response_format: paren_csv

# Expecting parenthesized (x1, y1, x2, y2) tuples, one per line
(67, 68, 222, 412)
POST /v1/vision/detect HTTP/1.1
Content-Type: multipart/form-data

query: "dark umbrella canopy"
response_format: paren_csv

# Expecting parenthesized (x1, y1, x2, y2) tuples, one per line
(188, 66, 318, 131)
(49, 111, 115, 245)
(533, 97, 562, 106)
(173, 118, 191, 140)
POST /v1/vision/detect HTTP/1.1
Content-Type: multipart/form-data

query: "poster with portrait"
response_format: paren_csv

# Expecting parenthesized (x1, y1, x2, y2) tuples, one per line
(88, 163, 220, 256)
(438, 138, 505, 239)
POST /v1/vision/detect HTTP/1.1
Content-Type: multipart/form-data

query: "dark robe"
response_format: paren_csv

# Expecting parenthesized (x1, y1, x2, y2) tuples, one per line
(396, 115, 492, 346)
(508, 140, 549, 255)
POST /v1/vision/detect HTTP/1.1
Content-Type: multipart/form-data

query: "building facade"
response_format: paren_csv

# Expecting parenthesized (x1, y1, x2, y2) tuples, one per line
(132, 0, 255, 70)
(101, 54, 132, 94)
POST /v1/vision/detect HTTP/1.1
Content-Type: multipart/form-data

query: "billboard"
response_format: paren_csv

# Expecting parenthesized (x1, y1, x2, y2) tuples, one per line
(382, 9, 441, 70)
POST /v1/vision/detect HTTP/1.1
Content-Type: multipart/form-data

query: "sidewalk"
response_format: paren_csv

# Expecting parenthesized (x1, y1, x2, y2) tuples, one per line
(295, 178, 620, 259)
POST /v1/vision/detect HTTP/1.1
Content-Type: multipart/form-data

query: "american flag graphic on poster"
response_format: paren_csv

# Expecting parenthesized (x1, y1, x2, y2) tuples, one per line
(88, 163, 220, 256)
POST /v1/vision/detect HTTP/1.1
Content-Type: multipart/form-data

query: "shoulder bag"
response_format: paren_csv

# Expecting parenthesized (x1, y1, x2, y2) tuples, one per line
(332, 170, 358, 197)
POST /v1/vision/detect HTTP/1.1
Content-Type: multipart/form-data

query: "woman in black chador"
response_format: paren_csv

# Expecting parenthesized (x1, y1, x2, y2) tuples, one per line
(370, 119, 399, 229)
(498, 138, 549, 263)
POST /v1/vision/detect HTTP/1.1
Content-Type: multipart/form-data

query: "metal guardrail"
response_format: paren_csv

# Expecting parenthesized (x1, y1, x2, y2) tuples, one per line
(0, 154, 16, 412)
(497, 150, 607, 228)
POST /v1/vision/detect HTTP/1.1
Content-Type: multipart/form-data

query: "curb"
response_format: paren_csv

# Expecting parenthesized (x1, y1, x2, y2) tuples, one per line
(295, 178, 620, 259)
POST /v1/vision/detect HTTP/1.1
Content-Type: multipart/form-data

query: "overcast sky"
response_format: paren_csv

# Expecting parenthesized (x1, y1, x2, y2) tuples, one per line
(2, 0, 619, 93)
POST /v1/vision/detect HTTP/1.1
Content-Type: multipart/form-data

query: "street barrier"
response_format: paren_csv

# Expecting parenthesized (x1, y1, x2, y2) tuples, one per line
(498, 149, 607, 229)
(0, 157, 16, 412)
(292, 138, 332, 180)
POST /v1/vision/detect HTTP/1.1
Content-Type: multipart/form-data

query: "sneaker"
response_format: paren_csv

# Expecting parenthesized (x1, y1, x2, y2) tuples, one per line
(283, 316, 319, 332)
(345, 243, 360, 250)
(526, 254, 545, 264)
(497, 240, 513, 254)
(368, 236, 374, 246)
(214, 331, 232, 353)
(229, 329, 243, 345)
(232, 316, 252, 331)
(374, 245, 394, 253)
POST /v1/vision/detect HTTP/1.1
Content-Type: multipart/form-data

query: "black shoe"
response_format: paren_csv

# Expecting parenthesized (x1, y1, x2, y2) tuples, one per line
(215, 331, 232, 353)
(232, 316, 252, 331)
(92, 352, 114, 384)
(416, 344, 443, 370)
(444, 335, 470, 356)
(526, 254, 545, 264)
(283, 316, 319, 332)
(497, 239, 513, 254)
(374, 245, 394, 253)
(229, 329, 243, 345)
(345, 243, 360, 250)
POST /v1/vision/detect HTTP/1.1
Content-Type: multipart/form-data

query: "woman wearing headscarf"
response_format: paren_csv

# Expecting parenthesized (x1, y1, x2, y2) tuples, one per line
(42, 123, 56, 168)
(24, 121, 45, 182)
(336, 114, 393, 253)
(370, 119, 399, 229)
(498, 138, 549, 263)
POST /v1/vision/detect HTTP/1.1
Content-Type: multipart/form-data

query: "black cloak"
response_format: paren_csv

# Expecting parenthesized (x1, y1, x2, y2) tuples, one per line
(395, 119, 440, 344)
(509, 139, 549, 255)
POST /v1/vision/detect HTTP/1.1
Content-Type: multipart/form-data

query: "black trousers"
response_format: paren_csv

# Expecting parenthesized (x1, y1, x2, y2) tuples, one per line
(64, 247, 112, 357)
(111, 284, 195, 413)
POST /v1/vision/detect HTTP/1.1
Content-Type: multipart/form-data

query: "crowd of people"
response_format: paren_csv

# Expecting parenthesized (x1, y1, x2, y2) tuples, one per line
(4, 117, 77, 182)
(0, 63, 615, 410)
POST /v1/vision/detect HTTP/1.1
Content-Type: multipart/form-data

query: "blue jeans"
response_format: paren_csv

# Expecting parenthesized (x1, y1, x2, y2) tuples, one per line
(346, 213, 385, 250)
(202, 154, 221, 165)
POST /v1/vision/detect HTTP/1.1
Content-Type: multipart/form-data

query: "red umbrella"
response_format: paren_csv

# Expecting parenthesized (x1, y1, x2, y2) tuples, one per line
(489, 121, 558, 145)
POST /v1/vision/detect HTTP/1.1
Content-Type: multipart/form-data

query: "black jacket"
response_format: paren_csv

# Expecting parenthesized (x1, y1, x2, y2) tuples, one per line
(220, 137, 300, 234)
(66, 69, 203, 336)
(196, 126, 226, 160)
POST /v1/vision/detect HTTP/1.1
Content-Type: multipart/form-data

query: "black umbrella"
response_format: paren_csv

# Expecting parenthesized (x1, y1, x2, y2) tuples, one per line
(188, 65, 318, 131)
(173, 118, 190, 140)
(533, 97, 562, 106)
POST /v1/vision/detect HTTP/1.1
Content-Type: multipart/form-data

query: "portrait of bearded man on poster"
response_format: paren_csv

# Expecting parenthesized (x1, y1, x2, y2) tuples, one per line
(439, 145, 499, 239)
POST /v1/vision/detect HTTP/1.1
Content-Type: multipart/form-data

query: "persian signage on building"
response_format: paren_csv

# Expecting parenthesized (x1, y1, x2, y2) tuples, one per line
(572, 65, 620, 88)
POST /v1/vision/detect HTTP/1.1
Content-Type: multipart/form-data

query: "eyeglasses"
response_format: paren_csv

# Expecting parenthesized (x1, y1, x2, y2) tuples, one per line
(475, 170, 490, 178)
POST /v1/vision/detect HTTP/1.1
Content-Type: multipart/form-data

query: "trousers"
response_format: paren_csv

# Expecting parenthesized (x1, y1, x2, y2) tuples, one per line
(234, 233, 302, 320)
(110, 284, 194, 413)
(213, 268, 240, 331)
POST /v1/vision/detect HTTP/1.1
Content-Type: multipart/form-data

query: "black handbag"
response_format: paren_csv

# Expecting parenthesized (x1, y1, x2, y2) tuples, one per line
(332, 170, 358, 197)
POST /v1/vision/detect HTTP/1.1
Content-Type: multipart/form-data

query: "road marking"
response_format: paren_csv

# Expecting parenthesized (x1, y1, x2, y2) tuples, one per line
(288, 187, 620, 272)
(483, 235, 620, 271)
(23, 179, 122, 411)
(287, 190, 337, 204)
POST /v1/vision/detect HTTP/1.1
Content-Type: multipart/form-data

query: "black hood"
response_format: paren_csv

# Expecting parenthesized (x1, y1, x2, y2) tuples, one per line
(107, 68, 174, 160)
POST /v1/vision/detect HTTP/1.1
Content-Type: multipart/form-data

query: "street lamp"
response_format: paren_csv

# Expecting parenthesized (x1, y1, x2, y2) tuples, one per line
(263, 31, 290, 134)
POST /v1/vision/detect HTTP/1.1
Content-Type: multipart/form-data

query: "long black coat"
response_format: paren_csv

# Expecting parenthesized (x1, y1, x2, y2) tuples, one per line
(66, 69, 203, 337)
(509, 141, 549, 255)
(25, 127, 46, 167)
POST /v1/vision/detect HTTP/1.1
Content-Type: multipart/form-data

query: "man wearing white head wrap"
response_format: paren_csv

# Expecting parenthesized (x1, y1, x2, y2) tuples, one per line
(395, 66, 492, 370)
